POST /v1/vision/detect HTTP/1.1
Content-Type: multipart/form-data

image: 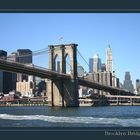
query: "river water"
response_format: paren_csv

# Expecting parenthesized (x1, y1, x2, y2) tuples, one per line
(0, 106, 140, 127)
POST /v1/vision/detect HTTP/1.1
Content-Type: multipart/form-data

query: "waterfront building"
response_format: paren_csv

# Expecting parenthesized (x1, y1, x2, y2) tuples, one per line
(123, 72, 134, 93)
(28, 75, 35, 82)
(106, 72, 112, 86)
(102, 72, 107, 85)
(112, 76, 119, 88)
(35, 77, 42, 85)
(106, 45, 113, 72)
(0, 50, 16, 94)
(112, 71, 119, 88)
(86, 70, 112, 95)
(79, 88, 83, 98)
(16, 80, 34, 97)
(99, 71, 112, 95)
(0, 70, 14, 94)
(86, 73, 94, 81)
(34, 77, 47, 97)
(86, 73, 98, 94)
(136, 79, 140, 95)
(93, 72, 99, 94)
(78, 86, 88, 97)
(98, 72, 103, 95)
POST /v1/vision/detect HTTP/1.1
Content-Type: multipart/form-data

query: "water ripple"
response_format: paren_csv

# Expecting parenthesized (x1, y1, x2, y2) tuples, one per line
(0, 114, 140, 127)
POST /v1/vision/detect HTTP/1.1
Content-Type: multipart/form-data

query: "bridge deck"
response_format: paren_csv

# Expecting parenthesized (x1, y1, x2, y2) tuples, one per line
(0, 59, 134, 96)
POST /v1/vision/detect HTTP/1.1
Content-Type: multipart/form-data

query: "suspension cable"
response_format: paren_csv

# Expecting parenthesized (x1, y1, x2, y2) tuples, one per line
(7, 48, 50, 59)
(77, 61, 87, 74)
(77, 49, 89, 67)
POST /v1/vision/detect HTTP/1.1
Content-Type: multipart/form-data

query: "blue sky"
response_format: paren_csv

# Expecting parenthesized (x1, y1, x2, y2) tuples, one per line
(0, 13, 140, 86)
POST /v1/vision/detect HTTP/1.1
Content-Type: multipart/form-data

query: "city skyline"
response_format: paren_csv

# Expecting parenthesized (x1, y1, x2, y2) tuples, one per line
(0, 13, 140, 85)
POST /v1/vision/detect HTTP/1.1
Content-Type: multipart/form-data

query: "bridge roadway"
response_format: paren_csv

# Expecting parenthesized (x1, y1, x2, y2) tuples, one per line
(0, 59, 134, 96)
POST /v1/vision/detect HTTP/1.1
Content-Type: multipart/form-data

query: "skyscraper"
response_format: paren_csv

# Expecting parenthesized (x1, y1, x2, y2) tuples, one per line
(16, 49, 32, 64)
(0, 50, 7, 93)
(0, 50, 16, 94)
(136, 79, 140, 95)
(93, 53, 101, 73)
(15, 49, 35, 96)
(0, 50, 7, 60)
(106, 45, 113, 72)
(16, 49, 32, 82)
(89, 58, 93, 73)
(7, 52, 17, 62)
(123, 72, 134, 93)
(7, 52, 17, 91)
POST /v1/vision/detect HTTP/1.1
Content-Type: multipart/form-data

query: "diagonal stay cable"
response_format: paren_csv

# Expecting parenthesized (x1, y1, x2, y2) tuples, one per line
(77, 49, 90, 68)
(7, 48, 50, 59)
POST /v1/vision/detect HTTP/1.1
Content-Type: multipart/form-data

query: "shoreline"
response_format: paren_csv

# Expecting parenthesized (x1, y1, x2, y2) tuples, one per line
(0, 103, 140, 107)
(0, 103, 48, 107)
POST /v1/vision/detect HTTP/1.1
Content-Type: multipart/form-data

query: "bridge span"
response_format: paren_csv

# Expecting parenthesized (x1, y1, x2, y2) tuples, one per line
(0, 58, 134, 95)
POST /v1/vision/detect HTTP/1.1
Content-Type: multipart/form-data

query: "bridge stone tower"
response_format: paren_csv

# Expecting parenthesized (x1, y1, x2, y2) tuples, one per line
(47, 44, 79, 107)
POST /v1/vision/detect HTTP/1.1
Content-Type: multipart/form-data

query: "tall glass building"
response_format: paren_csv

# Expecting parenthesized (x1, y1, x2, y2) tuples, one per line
(89, 58, 93, 73)
(123, 72, 134, 93)
(93, 53, 101, 73)
(0, 50, 16, 94)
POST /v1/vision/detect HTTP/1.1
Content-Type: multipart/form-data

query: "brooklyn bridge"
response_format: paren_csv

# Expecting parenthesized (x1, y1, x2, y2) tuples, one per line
(0, 43, 134, 107)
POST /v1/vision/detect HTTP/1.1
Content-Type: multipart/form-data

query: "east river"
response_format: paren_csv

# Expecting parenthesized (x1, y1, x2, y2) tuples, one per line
(0, 106, 140, 127)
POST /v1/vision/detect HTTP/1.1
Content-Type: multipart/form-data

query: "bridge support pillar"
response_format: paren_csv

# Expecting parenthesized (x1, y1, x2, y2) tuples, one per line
(47, 44, 79, 107)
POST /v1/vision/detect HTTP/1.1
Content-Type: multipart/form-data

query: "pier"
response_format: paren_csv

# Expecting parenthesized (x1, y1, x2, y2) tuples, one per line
(79, 95, 140, 106)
